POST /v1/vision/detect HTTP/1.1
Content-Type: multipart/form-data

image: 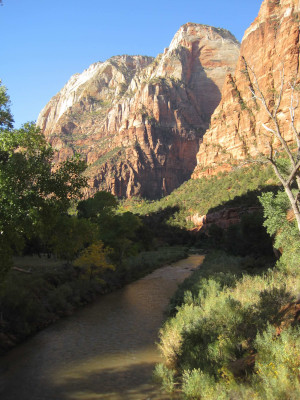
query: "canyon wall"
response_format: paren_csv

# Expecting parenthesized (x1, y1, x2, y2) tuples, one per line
(193, 0, 300, 178)
(37, 23, 240, 198)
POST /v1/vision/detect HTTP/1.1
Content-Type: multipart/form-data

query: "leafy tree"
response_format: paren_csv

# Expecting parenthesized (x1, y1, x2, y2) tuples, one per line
(78, 191, 145, 263)
(74, 241, 114, 281)
(0, 81, 14, 130)
(0, 122, 87, 240)
(99, 211, 143, 264)
(46, 215, 97, 262)
(259, 190, 300, 267)
(77, 191, 118, 221)
(0, 81, 88, 277)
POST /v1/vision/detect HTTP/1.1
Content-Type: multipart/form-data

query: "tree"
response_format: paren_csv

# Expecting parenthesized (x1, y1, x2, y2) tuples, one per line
(0, 81, 13, 131)
(0, 122, 87, 237)
(98, 211, 142, 264)
(0, 81, 88, 277)
(42, 215, 97, 262)
(77, 191, 118, 221)
(74, 241, 114, 281)
(244, 62, 300, 233)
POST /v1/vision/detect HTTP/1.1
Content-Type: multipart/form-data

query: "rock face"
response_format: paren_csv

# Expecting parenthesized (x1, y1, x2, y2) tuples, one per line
(193, 0, 300, 179)
(189, 206, 261, 231)
(37, 23, 240, 198)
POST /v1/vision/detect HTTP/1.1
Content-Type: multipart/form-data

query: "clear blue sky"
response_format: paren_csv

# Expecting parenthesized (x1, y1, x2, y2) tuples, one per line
(1, 0, 262, 128)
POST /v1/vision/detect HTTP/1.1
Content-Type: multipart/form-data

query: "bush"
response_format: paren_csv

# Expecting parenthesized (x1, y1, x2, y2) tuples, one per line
(153, 363, 176, 393)
(182, 369, 219, 400)
(156, 250, 300, 399)
(253, 325, 300, 399)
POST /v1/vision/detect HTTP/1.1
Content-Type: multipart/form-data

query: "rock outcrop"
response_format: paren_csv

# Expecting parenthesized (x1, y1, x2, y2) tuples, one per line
(193, 0, 300, 179)
(37, 23, 240, 198)
(189, 206, 262, 231)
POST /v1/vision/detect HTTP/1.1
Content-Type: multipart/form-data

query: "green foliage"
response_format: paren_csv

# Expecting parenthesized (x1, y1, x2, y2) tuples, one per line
(259, 190, 300, 256)
(86, 147, 125, 169)
(74, 240, 114, 281)
(182, 369, 218, 400)
(121, 164, 277, 229)
(0, 260, 102, 346)
(253, 325, 300, 399)
(77, 191, 118, 221)
(48, 216, 97, 261)
(77, 192, 157, 268)
(0, 245, 188, 352)
(0, 80, 14, 130)
(99, 211, 143, 263)
(0, 83, 88, 279)
(153, 363, 175, 394)
(156, 248, 300, 399)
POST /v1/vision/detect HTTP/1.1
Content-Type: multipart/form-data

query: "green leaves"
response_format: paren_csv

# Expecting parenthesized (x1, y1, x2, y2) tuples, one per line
(77, 190, 118, 220)
(0, 80, 14, 130)
(0, 82, 88, 278)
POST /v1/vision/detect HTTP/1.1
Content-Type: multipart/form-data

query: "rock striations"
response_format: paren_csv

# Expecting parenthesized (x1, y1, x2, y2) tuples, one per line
(193, 0, 300, 178)
(37, 23, 240, 198)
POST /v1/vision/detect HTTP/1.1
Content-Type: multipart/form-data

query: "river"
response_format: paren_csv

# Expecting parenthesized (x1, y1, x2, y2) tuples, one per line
(0, 255, 204, 400)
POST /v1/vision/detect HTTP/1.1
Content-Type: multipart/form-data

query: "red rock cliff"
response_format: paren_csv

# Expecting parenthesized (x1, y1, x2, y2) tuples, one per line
(193, 0, 300, 179)
(37, 23, 240, 198)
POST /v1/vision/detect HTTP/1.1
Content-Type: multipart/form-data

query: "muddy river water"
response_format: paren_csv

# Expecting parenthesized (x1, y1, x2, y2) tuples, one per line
(0, 255, 204, 400)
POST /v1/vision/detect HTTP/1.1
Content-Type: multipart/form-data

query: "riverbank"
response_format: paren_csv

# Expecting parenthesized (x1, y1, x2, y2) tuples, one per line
(0, 246, 189, 354)
(155, 250, 300, 399)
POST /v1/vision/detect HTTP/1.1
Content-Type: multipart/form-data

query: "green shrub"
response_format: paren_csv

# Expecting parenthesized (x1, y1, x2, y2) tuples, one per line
(182, 369, 219, 400)
(156, 250, 300, 399)
(253, 325, 300, 399)
(153, 363, 176, 393)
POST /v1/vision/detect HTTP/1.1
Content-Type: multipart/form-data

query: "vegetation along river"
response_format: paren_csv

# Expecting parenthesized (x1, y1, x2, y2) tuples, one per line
(0, 255, 204, 400)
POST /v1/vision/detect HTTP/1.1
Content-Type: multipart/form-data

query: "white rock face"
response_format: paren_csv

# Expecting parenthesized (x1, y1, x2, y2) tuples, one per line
(37, 62, 102, 129)
(37, 56, 153, 133)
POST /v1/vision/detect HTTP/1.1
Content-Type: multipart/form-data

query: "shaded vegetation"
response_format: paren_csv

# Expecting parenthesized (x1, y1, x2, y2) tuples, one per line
(154, 187, 300, 399)
(120, 164, 279, 228)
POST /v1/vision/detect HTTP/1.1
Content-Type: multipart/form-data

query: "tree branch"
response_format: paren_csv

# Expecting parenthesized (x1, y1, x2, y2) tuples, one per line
(12, 266, 32, 274)
(248, 65, 296, 167)
(286, 158, 300, 186)
(289, 82, 300, 149)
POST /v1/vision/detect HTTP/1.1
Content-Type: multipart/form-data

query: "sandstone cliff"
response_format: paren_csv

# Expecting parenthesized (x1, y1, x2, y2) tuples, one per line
(193, 0, 300, 178)
(37, 23, 240, 198)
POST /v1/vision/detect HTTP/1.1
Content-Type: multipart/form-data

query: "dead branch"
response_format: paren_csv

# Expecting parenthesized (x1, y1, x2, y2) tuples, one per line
(12, 266, 32, 274)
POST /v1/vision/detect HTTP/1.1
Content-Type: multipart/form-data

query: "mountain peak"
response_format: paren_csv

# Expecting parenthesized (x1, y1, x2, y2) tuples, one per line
(37, 23, 240, 198)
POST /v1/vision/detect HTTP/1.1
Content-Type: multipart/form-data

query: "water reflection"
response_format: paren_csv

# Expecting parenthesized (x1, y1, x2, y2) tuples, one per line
(0, 255, 204, 400)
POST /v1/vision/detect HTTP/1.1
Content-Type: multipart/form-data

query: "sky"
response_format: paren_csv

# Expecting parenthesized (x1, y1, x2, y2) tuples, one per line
(1, 0, 262, 128)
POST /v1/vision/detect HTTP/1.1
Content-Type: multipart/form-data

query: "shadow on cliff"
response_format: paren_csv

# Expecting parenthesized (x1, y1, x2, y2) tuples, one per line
(160, 45, 222, 198)
(207, 185, 280, 215)
(135, 45, 223, 200)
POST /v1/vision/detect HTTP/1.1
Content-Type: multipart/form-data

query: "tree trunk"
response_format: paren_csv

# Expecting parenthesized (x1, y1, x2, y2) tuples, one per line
(284, 185, 300, 233)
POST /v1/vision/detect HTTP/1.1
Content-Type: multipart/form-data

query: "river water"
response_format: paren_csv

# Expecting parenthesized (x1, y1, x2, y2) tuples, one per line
(0, 255, 204, 400)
